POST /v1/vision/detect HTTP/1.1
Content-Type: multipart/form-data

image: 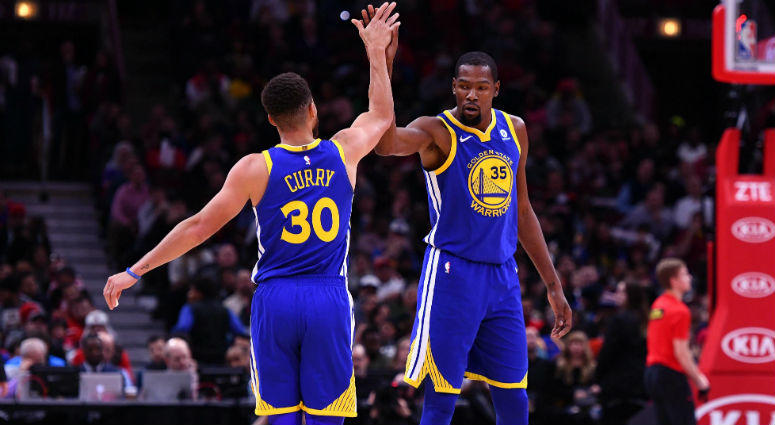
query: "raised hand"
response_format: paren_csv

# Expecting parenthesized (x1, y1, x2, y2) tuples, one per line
(351, 2, 400, 52)
(361, 3, 400, 64)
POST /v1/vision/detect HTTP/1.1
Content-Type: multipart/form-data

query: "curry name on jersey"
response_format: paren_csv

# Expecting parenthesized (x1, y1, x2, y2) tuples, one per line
(251, 139, 352, 283)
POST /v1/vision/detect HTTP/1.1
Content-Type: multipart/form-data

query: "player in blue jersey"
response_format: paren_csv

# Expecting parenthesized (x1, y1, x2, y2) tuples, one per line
(103, 4, 400, 424)
(359, 6, 573, 425)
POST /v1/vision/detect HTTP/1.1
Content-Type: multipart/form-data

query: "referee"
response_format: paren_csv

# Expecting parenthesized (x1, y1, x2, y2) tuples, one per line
(645, 258, 709, 425)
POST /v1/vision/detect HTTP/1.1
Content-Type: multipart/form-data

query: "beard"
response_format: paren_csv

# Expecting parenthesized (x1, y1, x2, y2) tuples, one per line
(460, 112, 482, 126)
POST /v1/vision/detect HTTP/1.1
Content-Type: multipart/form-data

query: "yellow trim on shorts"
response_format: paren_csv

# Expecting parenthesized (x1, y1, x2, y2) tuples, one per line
(299, 373, 357, 417)
(262, 150, 273, 175)
(250, 337, 300, 415)
(276, 138, 322, 152)
(464, 371, 528, 389)
(403, 341, 461, 394)
(255, 402, 303, 416)
(443, 109, 497, 141)
(502, 111, 522, 155)
(433, 117, 457, 175)
(330, 139, 347, 165)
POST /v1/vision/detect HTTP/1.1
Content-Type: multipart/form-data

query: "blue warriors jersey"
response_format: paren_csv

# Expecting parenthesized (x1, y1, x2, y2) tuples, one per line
(251, 139, 352, 282)
(423, 109, 522, 264)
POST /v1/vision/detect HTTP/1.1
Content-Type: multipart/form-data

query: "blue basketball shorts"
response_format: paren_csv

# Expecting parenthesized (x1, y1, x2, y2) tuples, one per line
(249, 275, 356, 417)
(404, 246, 528, 393)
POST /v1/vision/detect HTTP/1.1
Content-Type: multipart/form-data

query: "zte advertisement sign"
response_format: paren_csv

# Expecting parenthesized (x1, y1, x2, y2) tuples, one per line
(733, 181, 773, 203)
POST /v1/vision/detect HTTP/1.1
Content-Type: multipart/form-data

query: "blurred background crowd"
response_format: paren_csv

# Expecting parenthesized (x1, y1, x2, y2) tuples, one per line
(1, 0, 774, 423)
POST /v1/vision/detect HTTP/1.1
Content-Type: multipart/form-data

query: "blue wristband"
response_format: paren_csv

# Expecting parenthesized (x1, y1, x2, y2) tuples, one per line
(125, 267, 141, 280)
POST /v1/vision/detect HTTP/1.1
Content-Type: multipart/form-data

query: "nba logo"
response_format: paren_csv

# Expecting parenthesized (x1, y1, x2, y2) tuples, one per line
(444, 261, 450, 274)
(737, 18, 758, 61)
(304, 155, 311, 166)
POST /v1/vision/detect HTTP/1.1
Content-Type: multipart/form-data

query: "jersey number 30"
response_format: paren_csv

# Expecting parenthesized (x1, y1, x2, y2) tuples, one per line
(280, 197, 339, 244)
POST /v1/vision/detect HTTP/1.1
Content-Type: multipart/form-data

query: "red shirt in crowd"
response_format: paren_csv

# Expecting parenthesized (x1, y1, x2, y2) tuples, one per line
(646, 292, 691, 373)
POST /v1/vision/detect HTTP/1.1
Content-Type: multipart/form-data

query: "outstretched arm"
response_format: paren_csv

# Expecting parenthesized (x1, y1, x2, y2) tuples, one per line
(103, 154, 267, 309)
(332, 2, 399, 173)
(513, 115, 572, 338)
(358, 3, 433, 158)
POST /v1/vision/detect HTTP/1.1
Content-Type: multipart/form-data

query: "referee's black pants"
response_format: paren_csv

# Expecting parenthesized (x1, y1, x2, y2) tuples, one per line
(644, 364, 697, 425)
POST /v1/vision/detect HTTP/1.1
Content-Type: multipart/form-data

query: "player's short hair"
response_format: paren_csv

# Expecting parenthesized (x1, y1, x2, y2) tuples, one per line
(261, 72, 313, 130)
(656, 258, 686, 289)
(455, 51, 498, 82)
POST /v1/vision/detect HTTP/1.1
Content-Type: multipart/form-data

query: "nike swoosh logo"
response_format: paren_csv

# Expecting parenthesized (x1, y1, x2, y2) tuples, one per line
(459, 136, 472, 143)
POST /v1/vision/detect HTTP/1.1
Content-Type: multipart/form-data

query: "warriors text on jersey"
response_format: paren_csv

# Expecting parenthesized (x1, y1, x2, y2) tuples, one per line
(423, 108, 522, 264)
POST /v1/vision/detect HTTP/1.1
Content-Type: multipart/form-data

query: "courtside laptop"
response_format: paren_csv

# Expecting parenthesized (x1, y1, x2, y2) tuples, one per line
(79, 372, 123, 401)
(141, 371, 193, 401)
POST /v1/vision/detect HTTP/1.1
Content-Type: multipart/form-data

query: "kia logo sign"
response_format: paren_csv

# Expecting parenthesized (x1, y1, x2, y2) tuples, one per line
(721, 328, 775, 364)
(731, 273, 775, 298)
(696, 394, 775, 425)
(732, 217, 775, 243)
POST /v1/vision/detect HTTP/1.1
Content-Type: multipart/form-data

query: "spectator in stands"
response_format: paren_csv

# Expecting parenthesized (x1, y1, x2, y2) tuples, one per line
(185, 61, 230, 109)
(79, 333, 134, 392)
(0, 274, 23, 335)
(19, 304, 48, 338)
(197, 243, 239, 290)
(389, 337, 411, 375)
(673, 174, 712, 229)
(18, 272, 44, 309)
(108, 164, 149, 266)
(616, 158, 655, 214)
(621, 184, 674, 241)
(2, 337, 48, 398)
(549, 331, 600, 425)
(677, 126, 707, 168)
(58, 294, 94, 351)
(362, 327, 390, 371)
(69, 312, 133, 378)
(373, 257, 405, 303)
(50, 40, 87, 179)
(101, 142, 137, 204)
(146, 335, 167, 370)
(171, 278, 246, 365)
(596, 282, 648, 425)
(4, 335, 65, 380)
(163, 337, 198, 398)
(526, 326, 553, 423)
(48, 318, 68, 360)
(546, 78, 593, 135)
(368, 374, 421, 425)
(47, 266, 81, 305)
(225, 344, 250, 371)
(223, 268, 252, 326)
(353, 344, 379, 403)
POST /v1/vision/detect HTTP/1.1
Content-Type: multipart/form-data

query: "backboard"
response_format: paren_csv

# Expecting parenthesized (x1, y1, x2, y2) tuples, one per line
(713, 0, 775, 84)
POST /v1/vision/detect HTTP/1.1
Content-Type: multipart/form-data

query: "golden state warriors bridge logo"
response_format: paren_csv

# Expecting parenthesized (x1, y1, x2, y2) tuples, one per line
(467, 150, 514, 217)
